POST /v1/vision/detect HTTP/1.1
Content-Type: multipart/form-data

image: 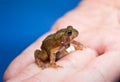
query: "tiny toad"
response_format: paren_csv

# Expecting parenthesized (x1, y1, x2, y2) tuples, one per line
(34, 26, 84, 69)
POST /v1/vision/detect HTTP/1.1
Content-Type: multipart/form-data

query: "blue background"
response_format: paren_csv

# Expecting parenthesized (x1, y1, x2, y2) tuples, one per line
(0, 0, 80, 81)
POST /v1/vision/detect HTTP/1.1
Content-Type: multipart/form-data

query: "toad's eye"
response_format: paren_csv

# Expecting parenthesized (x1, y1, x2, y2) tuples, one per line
(67, 31, 72, 36)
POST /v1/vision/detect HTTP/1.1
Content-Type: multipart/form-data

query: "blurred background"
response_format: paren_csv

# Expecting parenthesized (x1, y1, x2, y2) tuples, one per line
(0, 0, 81, 81)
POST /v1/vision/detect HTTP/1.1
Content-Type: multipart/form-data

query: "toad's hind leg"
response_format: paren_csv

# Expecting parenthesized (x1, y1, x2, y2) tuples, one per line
(34, 50, 48, 69)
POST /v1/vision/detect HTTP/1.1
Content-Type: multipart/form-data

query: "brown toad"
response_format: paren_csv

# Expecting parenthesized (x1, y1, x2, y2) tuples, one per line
(34, 26, 84, 69)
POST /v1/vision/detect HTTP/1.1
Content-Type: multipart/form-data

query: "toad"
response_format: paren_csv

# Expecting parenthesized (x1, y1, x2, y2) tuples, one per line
(34, 26, 84, 69)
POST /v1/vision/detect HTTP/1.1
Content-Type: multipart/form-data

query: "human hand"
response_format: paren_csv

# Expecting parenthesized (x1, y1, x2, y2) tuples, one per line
(3, 0, 120, 82)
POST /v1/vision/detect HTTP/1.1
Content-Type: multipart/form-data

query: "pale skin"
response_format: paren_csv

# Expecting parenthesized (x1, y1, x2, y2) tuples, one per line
(3, 0, 120, 82)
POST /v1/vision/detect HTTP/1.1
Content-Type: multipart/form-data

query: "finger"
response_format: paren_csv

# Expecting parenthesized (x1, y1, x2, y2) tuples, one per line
(14, 48, 97, 82)
(65, 51, 120, 82)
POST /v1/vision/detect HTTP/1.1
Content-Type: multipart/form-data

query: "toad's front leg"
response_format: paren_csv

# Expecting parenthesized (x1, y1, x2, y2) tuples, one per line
(49, 47, 63, 68)
(71, 40, 85, 50)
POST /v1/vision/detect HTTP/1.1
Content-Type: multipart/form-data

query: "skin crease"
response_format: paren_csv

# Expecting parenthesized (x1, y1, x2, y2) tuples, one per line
(3, 0, 120, 82)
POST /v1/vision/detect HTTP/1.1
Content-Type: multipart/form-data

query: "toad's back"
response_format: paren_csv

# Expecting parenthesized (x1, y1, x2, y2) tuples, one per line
(41, 33, 62, 52)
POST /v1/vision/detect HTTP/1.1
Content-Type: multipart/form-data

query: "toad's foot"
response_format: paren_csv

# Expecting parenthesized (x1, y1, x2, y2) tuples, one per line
(48, 61, 63, 68)
(75, 43, 86, 50)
